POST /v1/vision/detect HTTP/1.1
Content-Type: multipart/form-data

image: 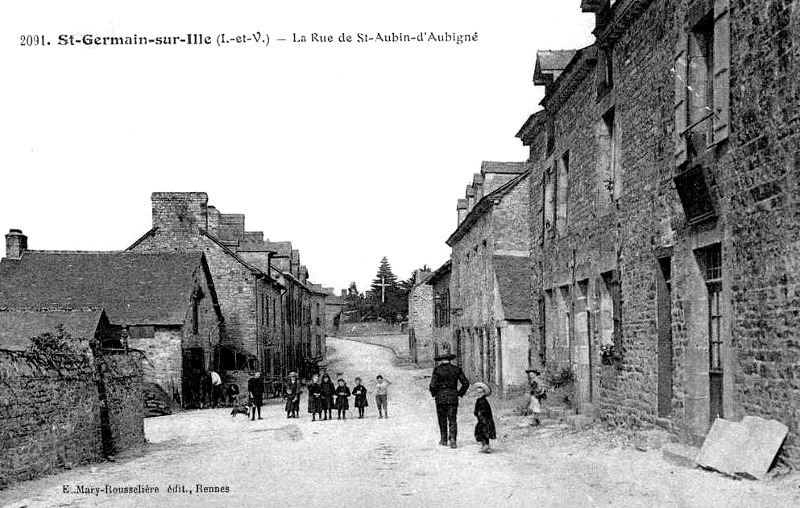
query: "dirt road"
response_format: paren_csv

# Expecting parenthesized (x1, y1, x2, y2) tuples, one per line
(1, 337, 799, 508)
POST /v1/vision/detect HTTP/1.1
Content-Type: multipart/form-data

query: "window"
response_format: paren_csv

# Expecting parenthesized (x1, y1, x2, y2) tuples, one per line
(434, 289, 451, 327)
(697, 243, 724, 421)
(556, 151, 569, 236)
(192, 295, 199, 335)
(597, 45, 614, 96)
(543, 166, 555, 236)
(129, 326, 155, 339)
(674, 0, 730, 166)
(598, 270, 622, 364)
(597, 107, 622, 212)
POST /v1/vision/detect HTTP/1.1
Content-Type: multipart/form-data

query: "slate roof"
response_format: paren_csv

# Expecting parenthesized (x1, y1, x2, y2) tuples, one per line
(425, 260, 452, 286)
(0, 251, 208, 326)
(481, 161, 527, 175)
(493, 255, 532, 321)
(447, 171, 530, 246)
(0, 308, 107, 351)
(533, 49, 578, 85)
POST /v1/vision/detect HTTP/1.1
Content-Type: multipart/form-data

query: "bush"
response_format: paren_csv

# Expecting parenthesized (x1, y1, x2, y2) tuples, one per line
(28, 325, 81, 355)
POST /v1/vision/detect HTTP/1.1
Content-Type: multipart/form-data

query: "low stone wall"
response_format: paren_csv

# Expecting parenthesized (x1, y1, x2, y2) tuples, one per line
(0, 348, 144, 489)
(340, 322, 405, 337)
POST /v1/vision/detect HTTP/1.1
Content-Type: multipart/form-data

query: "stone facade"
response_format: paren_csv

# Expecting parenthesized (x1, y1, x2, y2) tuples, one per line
(429, 261, 455, 362)
(0, 349, 144, 488)
(521, 0, 800, 465)
(129, 192, 326, 379)
(447, 163, 533, 393)
(322, 289, 345, 337)
(408, 269, 434, 364)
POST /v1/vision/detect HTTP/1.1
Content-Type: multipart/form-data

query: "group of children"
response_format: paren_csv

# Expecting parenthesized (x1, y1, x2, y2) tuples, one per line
(283, 372, 392, 421)
(279, 367, 546, 454)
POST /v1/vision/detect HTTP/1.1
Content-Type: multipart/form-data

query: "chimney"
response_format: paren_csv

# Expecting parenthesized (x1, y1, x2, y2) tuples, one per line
(457, 199, 468, 225)
(5, 229, 28, 259)
(151, 192, 208, 238)
(415, 269, 433, 285)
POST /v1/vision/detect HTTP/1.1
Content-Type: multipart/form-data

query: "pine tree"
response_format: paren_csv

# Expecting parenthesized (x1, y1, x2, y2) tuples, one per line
(368, 257, 407, 323)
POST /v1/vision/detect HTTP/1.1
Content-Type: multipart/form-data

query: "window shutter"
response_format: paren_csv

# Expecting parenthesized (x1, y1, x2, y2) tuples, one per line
(674, 34, 689, 167)
(713, 0, 731, 143)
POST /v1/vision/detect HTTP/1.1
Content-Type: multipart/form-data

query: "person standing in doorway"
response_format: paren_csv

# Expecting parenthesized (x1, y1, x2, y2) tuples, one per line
(429, 353, 469, 448)
(247, 371, 265, 421)
(375, 375, 391, 419)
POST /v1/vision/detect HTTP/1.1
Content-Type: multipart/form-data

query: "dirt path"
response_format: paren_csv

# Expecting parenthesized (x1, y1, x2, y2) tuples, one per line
(2, 337, 799, 508)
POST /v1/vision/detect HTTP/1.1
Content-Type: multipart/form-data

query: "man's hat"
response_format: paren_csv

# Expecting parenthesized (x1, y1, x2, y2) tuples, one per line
(434, 352, 456, 362)
(525, 367, 541, 375)
(288, 371, 298, 377)
(471, 381, 491, 396)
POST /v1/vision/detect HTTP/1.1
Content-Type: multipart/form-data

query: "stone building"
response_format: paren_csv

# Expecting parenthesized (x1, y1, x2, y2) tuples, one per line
(447, 161, 533, 393)
(0, 230, 223, 407)
(129, 192, 325, 379)
(407, 268, 433, 364)
(428, 260, 455, 361)
(128, 192, 287, 376)
(306, 282, 329, 361)
(520, 0, 800, 464)
(322, 288, 345, 337)
(408, 261, 457, 365)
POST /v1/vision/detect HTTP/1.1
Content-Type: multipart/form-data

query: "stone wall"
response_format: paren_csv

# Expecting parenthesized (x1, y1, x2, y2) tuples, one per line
(0, 349, 144, 488)
(408, 283, 433, 363)
(94, 353, 145, 455)
(525, 0, 799, 466)
(724, 0, 800, 463)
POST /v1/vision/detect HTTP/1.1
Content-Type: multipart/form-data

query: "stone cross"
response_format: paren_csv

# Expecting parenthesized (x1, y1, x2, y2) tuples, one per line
(376, 276, 390, 303)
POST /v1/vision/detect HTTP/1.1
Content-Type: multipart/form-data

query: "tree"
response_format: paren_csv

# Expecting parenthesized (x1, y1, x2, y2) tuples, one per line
(368, 257, 408, 323)
(343, 281, 366, 322)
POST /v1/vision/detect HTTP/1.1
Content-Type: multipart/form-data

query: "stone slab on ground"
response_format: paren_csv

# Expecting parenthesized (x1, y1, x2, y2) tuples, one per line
(662, 443, 699, 469)
(697, 416, 788, 480)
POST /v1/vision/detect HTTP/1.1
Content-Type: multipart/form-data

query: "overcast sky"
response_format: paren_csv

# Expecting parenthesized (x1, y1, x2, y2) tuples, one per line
(1, 1, 594, 293)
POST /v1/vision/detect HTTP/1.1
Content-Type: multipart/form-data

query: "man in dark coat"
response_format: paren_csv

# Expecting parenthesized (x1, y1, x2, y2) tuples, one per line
(429, 352, 469, 448)
(247, 371, 264, 421)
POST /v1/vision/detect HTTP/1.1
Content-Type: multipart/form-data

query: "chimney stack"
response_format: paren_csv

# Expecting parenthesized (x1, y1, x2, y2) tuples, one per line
(5, 229, 28, 259)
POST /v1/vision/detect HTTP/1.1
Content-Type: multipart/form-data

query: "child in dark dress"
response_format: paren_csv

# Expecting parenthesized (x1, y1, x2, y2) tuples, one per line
(307, 374, 323, 421)
(320, 374, 336, 421)
(351, 377, 368, 418)
(284, 372, 301, 418)
(335, 379, 351, 420)
(472, 382, 496, 453)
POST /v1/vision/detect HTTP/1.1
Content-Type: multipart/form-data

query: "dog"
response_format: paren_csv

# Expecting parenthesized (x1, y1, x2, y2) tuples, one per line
(230, 405, 251, 419)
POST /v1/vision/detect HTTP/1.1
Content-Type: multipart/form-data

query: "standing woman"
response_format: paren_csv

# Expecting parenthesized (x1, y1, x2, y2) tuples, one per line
(320, 373, 336, 421)
(351, 377, 368, 419)
(307, 374, 323, 421)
